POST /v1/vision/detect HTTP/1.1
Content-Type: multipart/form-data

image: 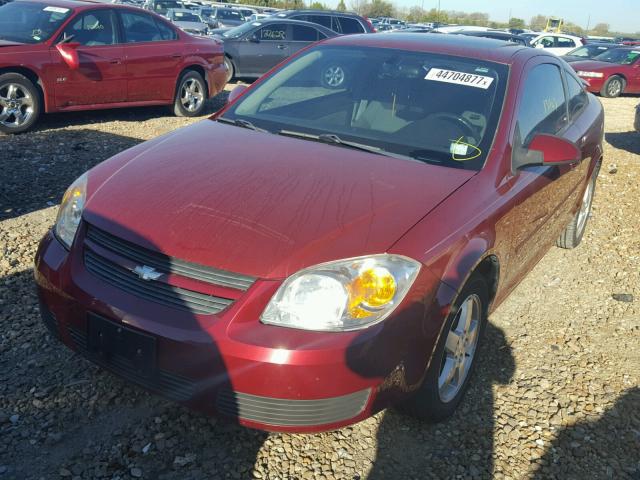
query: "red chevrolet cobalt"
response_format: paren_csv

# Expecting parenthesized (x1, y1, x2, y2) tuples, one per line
(35, 34, 604, 433)
(0, 0, 227, 133)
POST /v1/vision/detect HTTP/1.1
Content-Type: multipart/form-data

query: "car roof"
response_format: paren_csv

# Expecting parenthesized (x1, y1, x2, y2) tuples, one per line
(277, 9, 361, 17)
(323, 33, 530, 64)
(245, 17, 338, 33)
(16, 0, 104, 9)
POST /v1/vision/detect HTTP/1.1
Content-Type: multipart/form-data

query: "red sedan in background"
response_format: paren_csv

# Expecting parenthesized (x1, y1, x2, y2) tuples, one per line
(35, 34, 604, 433)
(0, 0, 227, 133)
(571, 47, 640, 97)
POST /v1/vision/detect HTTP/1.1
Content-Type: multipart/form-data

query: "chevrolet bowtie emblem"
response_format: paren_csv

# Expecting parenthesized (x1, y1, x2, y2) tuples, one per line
(132, 265, 162, 281)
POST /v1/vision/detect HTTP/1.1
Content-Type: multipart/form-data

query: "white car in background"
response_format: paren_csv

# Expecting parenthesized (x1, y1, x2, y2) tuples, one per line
(531, 33, 584, 55)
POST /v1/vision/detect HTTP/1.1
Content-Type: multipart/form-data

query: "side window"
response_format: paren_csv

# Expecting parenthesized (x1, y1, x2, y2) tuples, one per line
(307, 15, 332, 30)
(291, 25, 318, 42)
(155, 18, 178, 40)
(62, 10, 117, 46)
(259, 24, 288, 41)
(558, 37, 576, 48)
(337, 16, 364, 34)
(516, 64, 568, 145)
(537, 36, 555, 48)
(120, 11, 163, 43)
(565, 72, 588, 118)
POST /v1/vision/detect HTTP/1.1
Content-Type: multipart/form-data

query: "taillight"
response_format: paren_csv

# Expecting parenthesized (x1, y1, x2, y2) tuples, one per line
(363, 16, 376, 33)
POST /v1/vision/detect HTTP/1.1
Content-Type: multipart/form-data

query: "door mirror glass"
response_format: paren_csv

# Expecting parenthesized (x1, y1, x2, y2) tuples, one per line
(249, 33, 260, 43)
(56, 42, 80, 70)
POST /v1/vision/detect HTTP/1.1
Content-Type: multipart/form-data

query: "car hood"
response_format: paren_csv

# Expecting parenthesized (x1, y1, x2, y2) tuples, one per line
(570, 59, 619, 71)
(84, 121, 475, 279)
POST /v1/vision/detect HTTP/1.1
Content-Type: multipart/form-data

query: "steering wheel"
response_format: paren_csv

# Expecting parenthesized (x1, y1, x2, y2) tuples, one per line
(425, 112, 478, 143)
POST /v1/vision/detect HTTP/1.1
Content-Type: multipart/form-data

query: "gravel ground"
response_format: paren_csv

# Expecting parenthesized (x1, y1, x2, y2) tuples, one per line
(1, 91, 639, 480)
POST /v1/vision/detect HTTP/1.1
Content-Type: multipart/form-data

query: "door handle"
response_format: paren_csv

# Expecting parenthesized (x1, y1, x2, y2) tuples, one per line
(110, 59, 122, 65)
(276, 44, 287, 50)
(171, 54, 181, 58)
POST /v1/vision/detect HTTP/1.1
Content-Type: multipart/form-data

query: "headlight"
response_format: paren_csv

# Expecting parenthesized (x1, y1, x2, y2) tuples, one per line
(261, 254, 421, 331)
(577, 71, 604, 78)
(54, 173, 87, 249)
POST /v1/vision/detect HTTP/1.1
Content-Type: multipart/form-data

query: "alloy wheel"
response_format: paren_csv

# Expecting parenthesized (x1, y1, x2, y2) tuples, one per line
(576, 178, 594, 235)
(180, 78, 205, 113)
(323, 66, 345, 88)
(438, 294, 481, 403)
(607, 79, 622, 97)
(0, 83, 35, 129)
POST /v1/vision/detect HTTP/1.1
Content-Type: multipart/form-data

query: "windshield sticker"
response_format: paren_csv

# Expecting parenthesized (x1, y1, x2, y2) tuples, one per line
(43, 6, 70, 13)
(450, 137, 482, 161)
(425, 68, 494, 89)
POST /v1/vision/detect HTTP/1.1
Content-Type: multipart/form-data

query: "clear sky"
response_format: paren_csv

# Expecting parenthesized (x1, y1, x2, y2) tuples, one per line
(341, 0, 638, 34)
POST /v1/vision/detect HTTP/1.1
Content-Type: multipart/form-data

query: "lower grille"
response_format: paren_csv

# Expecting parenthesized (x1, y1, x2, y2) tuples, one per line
(68, 326, 197, 402)
(216, 388, 370, 427)
(84, 250, 233, 315)
(39, 301, 59, 339)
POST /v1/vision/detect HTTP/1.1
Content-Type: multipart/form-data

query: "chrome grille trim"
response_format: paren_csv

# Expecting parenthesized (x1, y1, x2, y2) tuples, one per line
(85, 224, 256, 291)
(85, 250, 233, 315)
(216, 389, 370, 426)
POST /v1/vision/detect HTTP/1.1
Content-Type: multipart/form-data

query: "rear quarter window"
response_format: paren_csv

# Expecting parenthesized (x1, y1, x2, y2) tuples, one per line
(336, 16, 363, 34)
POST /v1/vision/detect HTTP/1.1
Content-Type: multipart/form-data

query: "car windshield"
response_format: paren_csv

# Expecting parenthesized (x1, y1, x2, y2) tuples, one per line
(0, 2, 72, 44)
(222, 21, 259, 38)
(174, 11, 199, 21)
(217, 9, 243, 20)
(567, 45, 610, 57)
(594, 48, 640, 64)
(222, 46, 508, 170)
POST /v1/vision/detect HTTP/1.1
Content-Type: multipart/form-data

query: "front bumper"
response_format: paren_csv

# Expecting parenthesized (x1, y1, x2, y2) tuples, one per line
(35, 228, 445, 433)
(578, 75, 605, 93)
(207, 59, 228, 98)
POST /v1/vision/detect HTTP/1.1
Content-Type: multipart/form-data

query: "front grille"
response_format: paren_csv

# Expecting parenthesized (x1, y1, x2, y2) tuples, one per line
(68, 326, 197, 402)
(216, 388, 371, 427)
(85, 224, 255, 291)
(85, 250, 233, 315)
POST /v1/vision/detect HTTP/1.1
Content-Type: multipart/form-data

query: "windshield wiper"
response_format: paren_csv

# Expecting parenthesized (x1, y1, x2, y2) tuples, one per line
(216, 117, 268, 133)
(277, 130, 420, 161)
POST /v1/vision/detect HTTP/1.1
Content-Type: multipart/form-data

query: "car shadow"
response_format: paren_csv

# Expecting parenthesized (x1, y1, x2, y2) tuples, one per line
(361, 322, 515, 478)
(605, 131, 640, 155)
(2, 212, 267, 478)
(0, 129, 142, 221)
(531, 387, 640, 479)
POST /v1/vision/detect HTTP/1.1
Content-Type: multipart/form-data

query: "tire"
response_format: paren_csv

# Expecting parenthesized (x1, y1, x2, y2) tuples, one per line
(600, 75, 625, 98)
(400, 273, 489, 422)
(0, 73, 42, 134)
(173, 70, 207, 117)
(556, 165, 599, 249)
(224, 56, 234, 84)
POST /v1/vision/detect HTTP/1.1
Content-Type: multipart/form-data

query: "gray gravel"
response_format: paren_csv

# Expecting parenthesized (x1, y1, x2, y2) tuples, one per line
(1, 92, 639, 480)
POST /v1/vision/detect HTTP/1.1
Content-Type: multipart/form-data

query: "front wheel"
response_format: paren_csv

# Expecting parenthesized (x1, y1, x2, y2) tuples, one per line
(0, 73, 41, 134)
(174, 71, 207, 117)
(600, 75, 625, 98)
(399, 273, 489, 422)
(556, 166, 598, 249)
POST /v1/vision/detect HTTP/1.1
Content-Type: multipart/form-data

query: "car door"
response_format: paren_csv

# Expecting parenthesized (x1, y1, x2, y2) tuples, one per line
(500, 60, 579, 289)
(236, 23, 291, 76)
(49, 9, 126, 108)
(625, 55, 640, 92)
(288, 24, 325, 55)
(117, 10, 181, 102)
(555, 36, 579, 56)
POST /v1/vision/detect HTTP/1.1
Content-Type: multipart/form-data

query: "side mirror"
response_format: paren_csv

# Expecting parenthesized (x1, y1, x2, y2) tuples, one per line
(56, 42, 80, 70)
(535, 43, 545, 49)
(513, 133, 581, 171)
(227, 84, 248, 104)
(249, 33, 260, 43)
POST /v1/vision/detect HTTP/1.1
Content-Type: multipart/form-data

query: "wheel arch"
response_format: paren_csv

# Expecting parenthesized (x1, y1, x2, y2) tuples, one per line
(176, 64, 209, 98)
(0, 66, 50, 112)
